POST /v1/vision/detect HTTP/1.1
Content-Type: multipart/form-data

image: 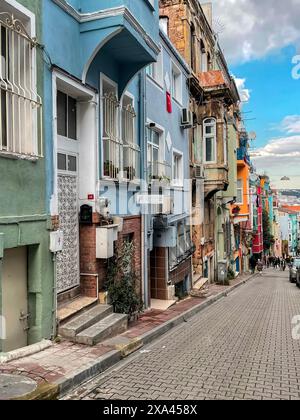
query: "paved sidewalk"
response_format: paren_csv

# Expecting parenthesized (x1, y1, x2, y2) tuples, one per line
(0, 273, 254, 399)
(67, 270, 300, 401)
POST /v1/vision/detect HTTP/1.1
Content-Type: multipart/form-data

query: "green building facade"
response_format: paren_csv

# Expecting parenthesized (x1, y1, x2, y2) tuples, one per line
(0, 0, 53, 353)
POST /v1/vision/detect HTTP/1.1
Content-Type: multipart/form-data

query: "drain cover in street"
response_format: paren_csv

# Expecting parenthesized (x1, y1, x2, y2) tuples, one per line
(0, 374, 37, 400)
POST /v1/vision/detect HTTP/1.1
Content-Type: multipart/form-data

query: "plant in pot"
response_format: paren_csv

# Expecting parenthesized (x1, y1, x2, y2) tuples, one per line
(105, 240, 143, 321)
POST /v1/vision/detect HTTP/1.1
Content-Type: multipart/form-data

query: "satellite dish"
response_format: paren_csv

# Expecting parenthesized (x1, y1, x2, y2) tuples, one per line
(248, 131, 257, 141)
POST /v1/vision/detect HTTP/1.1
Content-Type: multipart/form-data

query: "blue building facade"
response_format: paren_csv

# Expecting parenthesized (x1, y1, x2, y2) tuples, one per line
(42, 0, 160, 308)
(144, 30, 193, 303)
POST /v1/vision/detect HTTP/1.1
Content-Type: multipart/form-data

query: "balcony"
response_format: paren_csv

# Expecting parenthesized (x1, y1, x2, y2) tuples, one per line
(237, 147, 251, 166)
(204, 166, 229, 199)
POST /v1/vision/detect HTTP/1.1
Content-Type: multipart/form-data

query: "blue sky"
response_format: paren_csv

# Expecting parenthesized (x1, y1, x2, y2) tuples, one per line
(211, 0, 300, 189)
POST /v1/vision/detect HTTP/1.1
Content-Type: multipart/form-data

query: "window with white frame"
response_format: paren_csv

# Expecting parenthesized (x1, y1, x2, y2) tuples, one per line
(203, 118, 216, 163)
(101, 76, 121, 179)
(223, 119, 227, 165)
(122, 94, 139, 180)
(57, 91, 77, 140)
(57, 152, 77, 174)
(172, 150, 183, 186)
(147, 127, 160, 179)
(171, 62, 182, 104)
(237, 179, 243, 204)
(146, 47, 163, 86)
(0, 8, 42, 157)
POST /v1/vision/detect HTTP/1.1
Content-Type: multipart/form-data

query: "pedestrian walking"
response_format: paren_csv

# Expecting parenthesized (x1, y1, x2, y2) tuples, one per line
(250, 255, 256, 274)
(257, 260, 264, 276)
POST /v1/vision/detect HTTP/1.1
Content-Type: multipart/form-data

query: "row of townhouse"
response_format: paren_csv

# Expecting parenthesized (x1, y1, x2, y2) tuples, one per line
(0, 0, 264, 354)
(279, 205, 300, 257)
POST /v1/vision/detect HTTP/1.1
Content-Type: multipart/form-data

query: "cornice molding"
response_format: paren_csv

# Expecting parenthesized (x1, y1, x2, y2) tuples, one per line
(52, 0, 160, 55)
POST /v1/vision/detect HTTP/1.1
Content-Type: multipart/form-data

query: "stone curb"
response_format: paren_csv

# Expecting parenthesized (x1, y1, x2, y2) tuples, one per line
(56, 273, 257, 399)
(0, 340, 53, 364)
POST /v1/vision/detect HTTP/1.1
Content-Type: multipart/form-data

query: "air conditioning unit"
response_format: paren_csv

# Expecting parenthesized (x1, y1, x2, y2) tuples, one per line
(181, 108, 193, 129)
(195, 165, 205, 179)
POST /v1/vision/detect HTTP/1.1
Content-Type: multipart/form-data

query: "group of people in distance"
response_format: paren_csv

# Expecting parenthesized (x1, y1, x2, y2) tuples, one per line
(249, 255, 292, 274)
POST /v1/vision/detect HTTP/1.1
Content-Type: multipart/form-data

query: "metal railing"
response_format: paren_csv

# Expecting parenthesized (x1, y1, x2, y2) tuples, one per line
(148, 161, 171, 182)
(0, 12, 42, 157)
(122, 103, 140, 180)
(102, 92, 121, 179)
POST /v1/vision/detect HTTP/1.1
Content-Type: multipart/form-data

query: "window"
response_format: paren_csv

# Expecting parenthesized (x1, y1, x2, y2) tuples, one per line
(203, 118, 216, 163)
(171, 62, 182, 104)
(101, 77, 120, 179)
(200, 40, 207, 73)
(190, 23, 196, 73)
(0, 10, 42, 157)
(147, 127, 160, 178)
(57, 153, 77, 173)
(223, 120, 227, 165)
(57, 91, 77, 140)
(237, 179, 243, 204)
(122, 94, 139, 180)
(146, 48, 163, 86)
(159, 16, 169, 35)
(172, 150, 183, 186)
(193, 117, 202, 163)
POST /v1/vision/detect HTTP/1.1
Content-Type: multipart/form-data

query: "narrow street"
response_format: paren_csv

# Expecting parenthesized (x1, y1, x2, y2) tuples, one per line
(66, 270, 300, 401)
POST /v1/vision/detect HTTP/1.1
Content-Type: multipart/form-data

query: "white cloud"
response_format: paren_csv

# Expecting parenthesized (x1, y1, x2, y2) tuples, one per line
(251, 121, 300, 188)
(233, 76, 251, 102)
(280, 115, 300, 134)
(211, 0, 300, 63)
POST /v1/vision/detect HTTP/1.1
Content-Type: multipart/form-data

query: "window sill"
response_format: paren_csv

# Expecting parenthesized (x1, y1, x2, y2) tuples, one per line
(0, 151, 40, 162)
(101, 177, 141, 186)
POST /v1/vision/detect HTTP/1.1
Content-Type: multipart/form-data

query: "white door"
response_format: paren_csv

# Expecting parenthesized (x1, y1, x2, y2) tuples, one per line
(56, 168, 80, 294)
(2, 247, 28, 352)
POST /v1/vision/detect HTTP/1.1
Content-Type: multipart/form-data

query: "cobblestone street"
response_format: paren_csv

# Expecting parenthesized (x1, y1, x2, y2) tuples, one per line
(66, 270, 300, 400)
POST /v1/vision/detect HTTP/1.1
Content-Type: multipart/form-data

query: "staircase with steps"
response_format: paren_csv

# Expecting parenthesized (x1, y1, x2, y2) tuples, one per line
(58, 304, 128, 346)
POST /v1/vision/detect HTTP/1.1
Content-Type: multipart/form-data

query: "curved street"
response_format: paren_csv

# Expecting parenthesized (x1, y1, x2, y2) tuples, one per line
(65, 269, 300, 401)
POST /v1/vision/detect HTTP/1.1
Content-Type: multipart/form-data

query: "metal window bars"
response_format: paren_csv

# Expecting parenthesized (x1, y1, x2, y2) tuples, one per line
(102, 92, 121, 179)
(0, 12, 43, 158)
(122, 102, 140, 180)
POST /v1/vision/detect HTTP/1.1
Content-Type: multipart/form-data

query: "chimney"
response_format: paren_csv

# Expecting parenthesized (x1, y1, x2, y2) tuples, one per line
(201, 3, 213, 28)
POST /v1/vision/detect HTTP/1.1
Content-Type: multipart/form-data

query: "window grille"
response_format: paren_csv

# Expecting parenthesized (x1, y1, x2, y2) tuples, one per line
(102, 92, 121, 179)
(0, 12, 42, 157)
(122, 102, 140, 180)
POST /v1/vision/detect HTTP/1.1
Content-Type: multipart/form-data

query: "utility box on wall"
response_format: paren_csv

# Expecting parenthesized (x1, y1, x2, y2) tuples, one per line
(153, 226, 177, 248)
(96, 225, 119, 259)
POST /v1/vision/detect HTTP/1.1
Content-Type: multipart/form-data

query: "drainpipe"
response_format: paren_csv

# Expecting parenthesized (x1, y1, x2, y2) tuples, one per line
(52, 252, 57, 340)
(140, 70, 149, 308)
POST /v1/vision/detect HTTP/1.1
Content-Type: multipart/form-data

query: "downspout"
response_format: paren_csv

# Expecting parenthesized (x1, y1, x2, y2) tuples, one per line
(52, 253, 57, 340)
(140, 70, 149, 308)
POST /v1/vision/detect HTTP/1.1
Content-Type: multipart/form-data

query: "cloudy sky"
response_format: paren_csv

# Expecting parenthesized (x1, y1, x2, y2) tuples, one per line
(210, 0, 300, 189)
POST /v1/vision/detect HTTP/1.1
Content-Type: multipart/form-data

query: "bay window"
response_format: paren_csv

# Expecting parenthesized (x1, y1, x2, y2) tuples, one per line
(204, 118, 216, 163)
(0, 10, 42, 157)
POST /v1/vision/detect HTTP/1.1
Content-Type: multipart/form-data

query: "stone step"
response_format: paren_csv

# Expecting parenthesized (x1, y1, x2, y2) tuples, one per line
(59, 305, 113, 340)
(76, 313, 128, 346)
(57, 296, 99, 324)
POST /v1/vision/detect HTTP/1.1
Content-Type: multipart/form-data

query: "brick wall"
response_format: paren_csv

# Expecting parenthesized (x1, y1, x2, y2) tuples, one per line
(79, 215, 142, 298)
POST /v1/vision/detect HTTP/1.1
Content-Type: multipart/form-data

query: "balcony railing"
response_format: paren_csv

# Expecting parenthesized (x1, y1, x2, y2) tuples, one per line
(148, 161, 171, 182)
(237, 147, 251, 165)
